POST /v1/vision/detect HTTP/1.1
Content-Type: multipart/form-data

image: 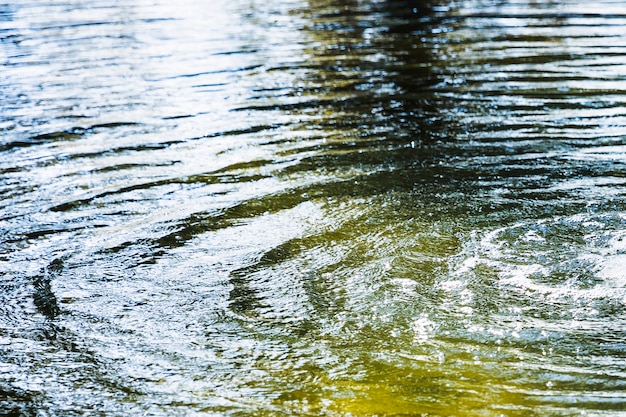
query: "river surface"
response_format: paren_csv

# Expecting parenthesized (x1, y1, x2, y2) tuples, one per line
(2, 0, 626, 415)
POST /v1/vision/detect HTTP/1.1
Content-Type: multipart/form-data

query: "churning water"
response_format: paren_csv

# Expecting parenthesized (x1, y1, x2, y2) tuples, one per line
(1, 0, 626, 415)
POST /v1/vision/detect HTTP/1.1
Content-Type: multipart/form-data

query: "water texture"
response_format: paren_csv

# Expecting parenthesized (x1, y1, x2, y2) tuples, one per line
(1, 0, 626, 415)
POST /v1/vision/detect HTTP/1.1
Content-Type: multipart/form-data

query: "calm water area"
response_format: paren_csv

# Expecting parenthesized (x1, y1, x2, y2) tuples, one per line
(1, 0, 626, 415)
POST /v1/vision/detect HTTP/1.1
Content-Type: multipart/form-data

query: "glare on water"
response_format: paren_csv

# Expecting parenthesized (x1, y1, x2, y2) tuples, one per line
(1, 0, 626, 415)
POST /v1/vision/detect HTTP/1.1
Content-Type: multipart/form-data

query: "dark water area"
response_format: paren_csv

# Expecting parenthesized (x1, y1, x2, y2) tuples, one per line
(2, 0, 626, 415)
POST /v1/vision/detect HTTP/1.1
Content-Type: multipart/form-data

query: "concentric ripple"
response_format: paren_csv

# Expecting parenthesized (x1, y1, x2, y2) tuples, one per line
(2, 0, 626, 416)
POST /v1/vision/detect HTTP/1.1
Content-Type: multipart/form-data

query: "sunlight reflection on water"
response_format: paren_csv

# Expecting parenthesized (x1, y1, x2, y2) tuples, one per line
(1, 0, 626, 415)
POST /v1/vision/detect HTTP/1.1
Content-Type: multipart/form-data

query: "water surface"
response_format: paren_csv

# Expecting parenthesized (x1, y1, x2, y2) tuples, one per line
(1, 0, 626, 415)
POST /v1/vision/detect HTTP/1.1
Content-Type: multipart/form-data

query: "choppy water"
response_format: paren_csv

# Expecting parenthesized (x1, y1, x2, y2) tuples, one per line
(2, 0, 626, 415)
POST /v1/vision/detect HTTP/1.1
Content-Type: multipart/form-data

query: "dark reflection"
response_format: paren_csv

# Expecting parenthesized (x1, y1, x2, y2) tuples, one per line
(290, 0, 446, 138)
(287, 1, 464, 176)
(38, 258, 68, 319)
(32, 263, 62, 321)
(0, 386, 37, 417)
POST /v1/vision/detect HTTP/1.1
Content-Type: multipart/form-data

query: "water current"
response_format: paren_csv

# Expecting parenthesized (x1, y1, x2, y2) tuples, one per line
(1, 0, 626, 415)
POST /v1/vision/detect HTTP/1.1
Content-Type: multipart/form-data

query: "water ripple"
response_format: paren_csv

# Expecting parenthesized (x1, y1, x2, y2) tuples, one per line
(2, 0, 626, 415)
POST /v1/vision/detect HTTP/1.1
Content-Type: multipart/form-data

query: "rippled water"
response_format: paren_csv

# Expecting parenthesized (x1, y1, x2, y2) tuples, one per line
(2, 0, 626, 415)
